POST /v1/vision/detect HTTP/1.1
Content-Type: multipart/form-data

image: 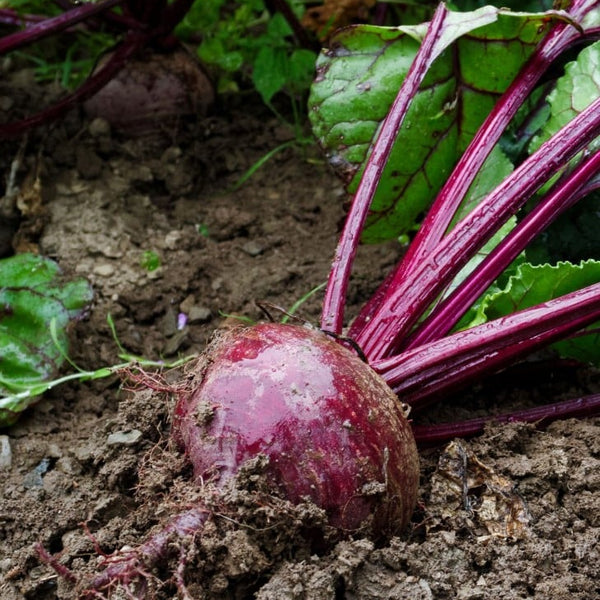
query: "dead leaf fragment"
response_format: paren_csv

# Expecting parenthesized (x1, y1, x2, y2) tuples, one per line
(427, 440, 530, 540)
(302, 0, 376, 37)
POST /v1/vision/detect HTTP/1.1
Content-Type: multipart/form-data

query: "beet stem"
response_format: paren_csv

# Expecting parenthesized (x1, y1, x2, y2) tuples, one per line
(265, 0, 319, 51)
(412, 393, 600, 446)
(0, 31, 145, 138)
(320, 4, 450, 334)
(0, 9, 47, 27)
(356, 93, 600, 360)
(406, 148, 600, 347)
(0, 0, 122, 55)
(374, 282, 600, 407)
(349, 0, 594, 340)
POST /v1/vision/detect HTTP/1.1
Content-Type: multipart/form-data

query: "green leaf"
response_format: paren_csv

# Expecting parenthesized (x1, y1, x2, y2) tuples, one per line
(452, 145, 514, 225)
(528, 190, 600, 264)
(309, 7, 561, 242)
(288, 49, 318, 94)
(530, 40, 600, 154)
(525, 41, 600, 264)
(463, 260, 600, 364)
(0, 253, 93, 426)
(252, 45, 289, 104)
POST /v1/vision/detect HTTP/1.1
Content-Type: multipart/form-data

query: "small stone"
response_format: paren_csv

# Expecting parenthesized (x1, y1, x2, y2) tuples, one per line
(0, 435, 12, 468)
(241, 241, 264, 257)
(56, 456, 82, 476)
(188, 305, 212, 323)
(146, 266, 163, 280)
(179, 294, 196, 313)
(106, 429, 143, 446)
(73, 444, 95, 463)
(23, 458, 51, 489)
(161, 146, 182, 164)
(88, 117, 111, 137)
(163, 329, 189, 355)
(164, 230, 184, 250)
(162, 307, 178, 337)
(29, 566, 46, 580)
(130, 164, 153, 183)
(0, 95, 14, 111)
(0, 558, 13, 573)
(93, 263, 115, 277)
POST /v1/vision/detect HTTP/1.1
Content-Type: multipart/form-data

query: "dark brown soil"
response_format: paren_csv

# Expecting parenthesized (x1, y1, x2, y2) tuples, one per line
(1, 63, 599, 600)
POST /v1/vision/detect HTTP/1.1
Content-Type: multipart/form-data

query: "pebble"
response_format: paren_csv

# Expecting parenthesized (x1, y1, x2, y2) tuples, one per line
(161, 146, 182, 164)
(22, 458, 51, 489)
(0, 95, 14, 111)
(56, 455, 82, 476)
(188, 305, 212, 323)
(164, 229, 184, 250)
(162, 307, 178, 337)
(93, 263, 115, 277)
(179, 294, 196, 313)
(107, 429, 143, 446)
(0, 435, 12, 468)
(242, 240, 264, 256)
(163, 329, 189, 355)
(0, 558, 13, 573)
(129, 164, 154, 183)
(88, 117, 111, 137)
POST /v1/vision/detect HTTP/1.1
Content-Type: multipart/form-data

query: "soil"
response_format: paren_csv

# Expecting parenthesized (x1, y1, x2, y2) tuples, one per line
(1, 61, 599, 600)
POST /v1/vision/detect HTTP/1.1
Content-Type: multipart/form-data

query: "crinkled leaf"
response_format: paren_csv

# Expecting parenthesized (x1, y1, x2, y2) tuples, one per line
(309, 7, 564, 242)
(462, 260, 600, 364)
(288, 49, 318, 94)
(530, 40, 600, 153)
(525, 41, 600, 263)
(251, 13, 317, 103)
(528, 190, 600, 264)
(0, 253, 93, 426)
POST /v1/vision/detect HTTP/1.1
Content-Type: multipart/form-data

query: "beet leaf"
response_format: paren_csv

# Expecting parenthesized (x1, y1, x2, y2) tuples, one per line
(309, 5, 581, 243)
(0, 254, 93, 427)
(311, 2, 600, 434)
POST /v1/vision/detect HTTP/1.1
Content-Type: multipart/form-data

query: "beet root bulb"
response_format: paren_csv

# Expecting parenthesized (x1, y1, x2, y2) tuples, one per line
(175, 323, 420, 538)
(83, 323, 419, 596)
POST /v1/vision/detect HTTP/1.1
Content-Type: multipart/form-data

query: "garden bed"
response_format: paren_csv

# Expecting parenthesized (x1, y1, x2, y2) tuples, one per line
(1, 69, 599, 599)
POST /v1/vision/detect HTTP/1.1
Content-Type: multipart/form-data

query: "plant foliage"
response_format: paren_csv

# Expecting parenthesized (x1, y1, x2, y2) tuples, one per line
(0, 254, 93, 426)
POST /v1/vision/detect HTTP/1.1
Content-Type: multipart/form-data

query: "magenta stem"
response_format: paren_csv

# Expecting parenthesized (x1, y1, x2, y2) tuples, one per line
(406, 149, 600, 348)
(0, 9, 47, 27)
(349, 0, 594, 339)
(355, 94, 600, 360)
(320, 4, 450, 334)
(374, 282, 600, 408)
(0, 0, 123, 55)
(412, 393, 600, 447)
(0, 32, 144, 138)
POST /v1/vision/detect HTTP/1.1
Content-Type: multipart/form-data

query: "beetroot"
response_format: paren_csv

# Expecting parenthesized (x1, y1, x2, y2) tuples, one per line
(83, 324, 419, 597)
(174, 323, 419, 536)
(37, 3, 600, 596)
(83, 49, 214, 137)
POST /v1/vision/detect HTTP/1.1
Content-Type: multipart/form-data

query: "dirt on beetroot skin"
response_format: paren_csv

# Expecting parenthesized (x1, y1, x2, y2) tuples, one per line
(0, 63, 599, 600)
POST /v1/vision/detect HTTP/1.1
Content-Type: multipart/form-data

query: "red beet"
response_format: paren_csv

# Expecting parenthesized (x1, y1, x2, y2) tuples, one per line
(83, 49, 214, 137)
(175, 323, 419, 536)
(84, 323, 419, 596)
